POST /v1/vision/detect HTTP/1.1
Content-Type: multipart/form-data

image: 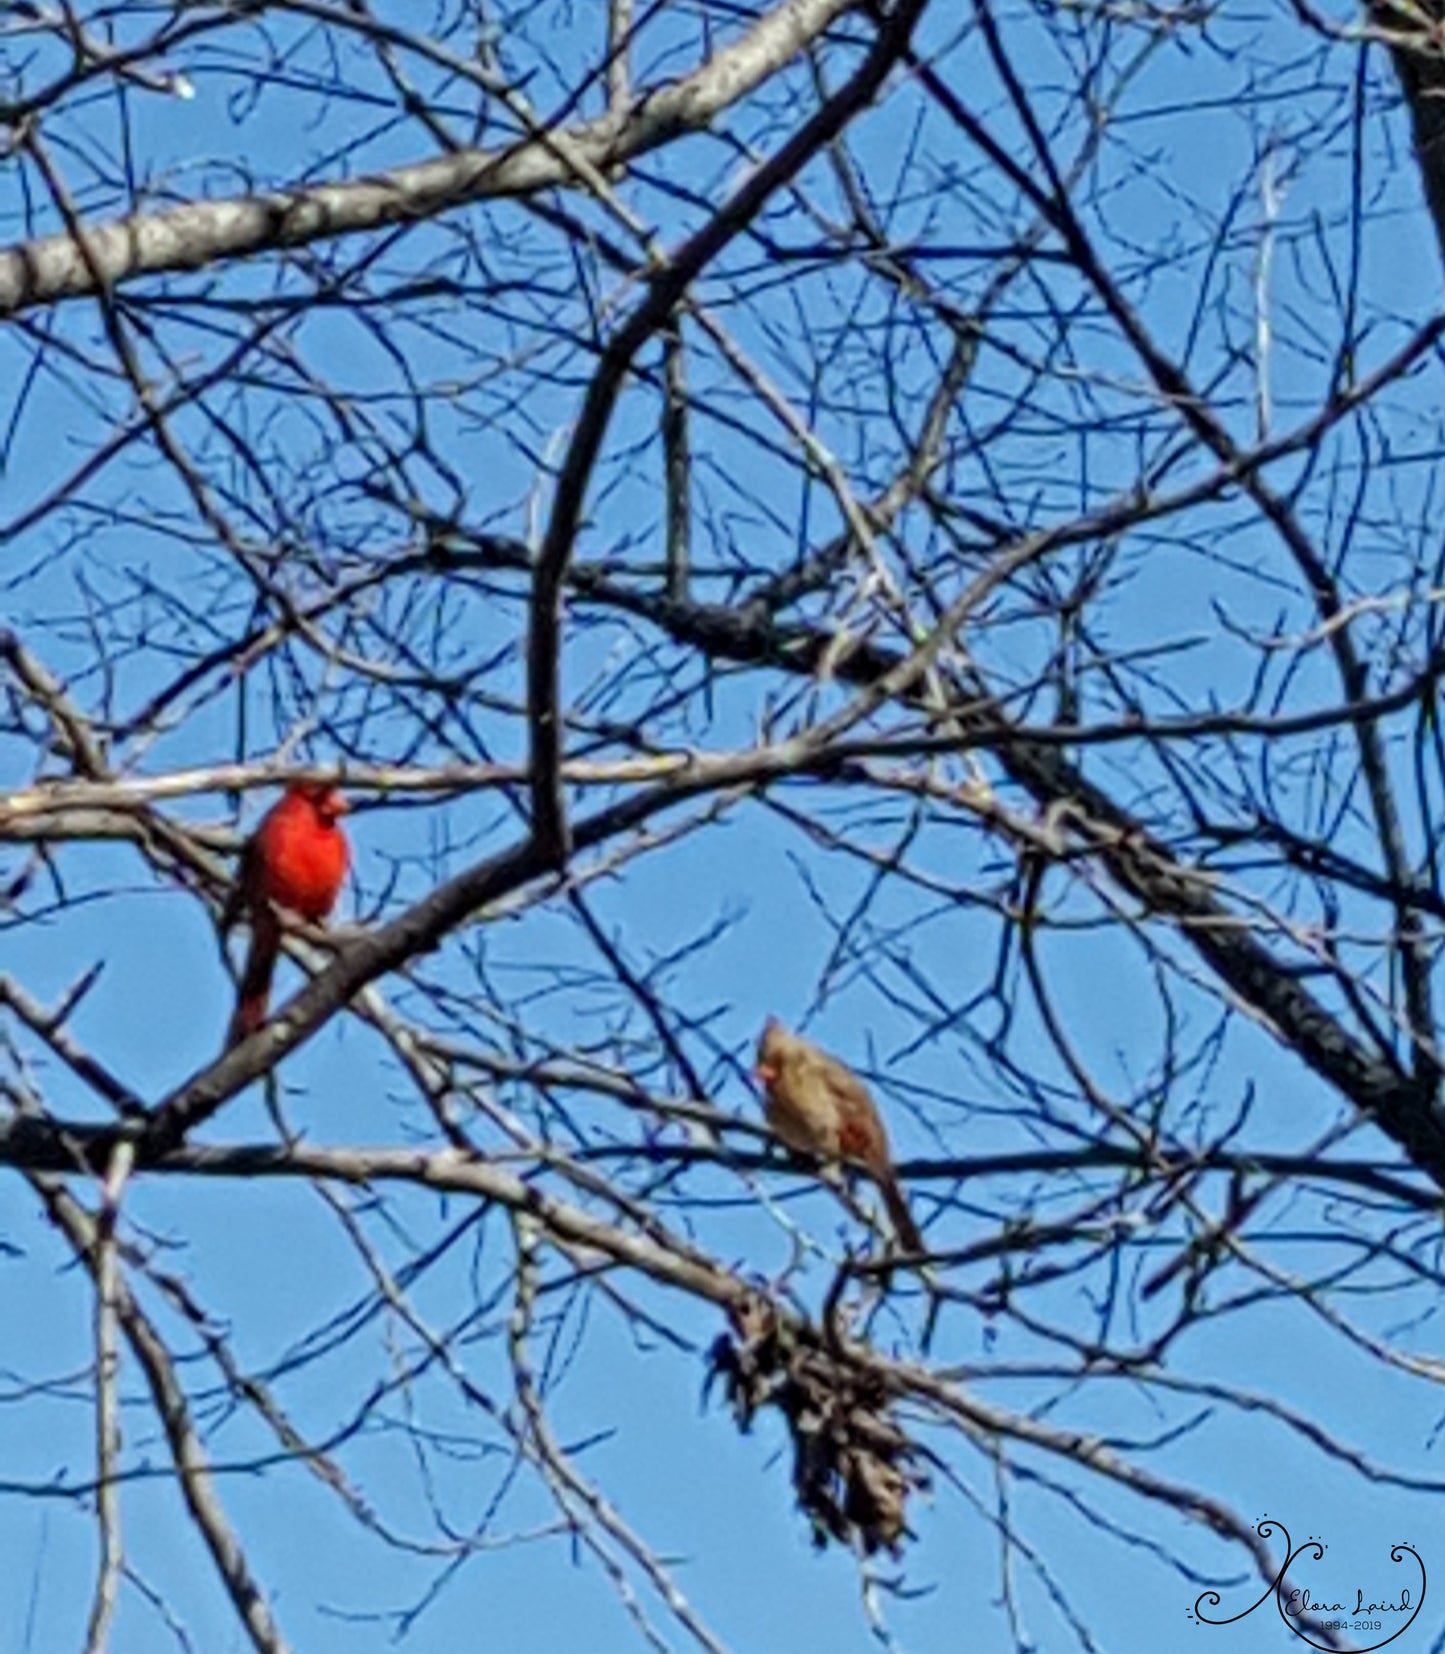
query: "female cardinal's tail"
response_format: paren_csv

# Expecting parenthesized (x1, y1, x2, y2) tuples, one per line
(227, 908, 281, 1047)
(878, 1170, 923, 1255)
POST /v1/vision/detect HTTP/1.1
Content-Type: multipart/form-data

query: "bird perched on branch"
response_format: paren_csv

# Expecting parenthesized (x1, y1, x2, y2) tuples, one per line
(222, 782, 351, 1047)
(754, 1018, 923, 1254)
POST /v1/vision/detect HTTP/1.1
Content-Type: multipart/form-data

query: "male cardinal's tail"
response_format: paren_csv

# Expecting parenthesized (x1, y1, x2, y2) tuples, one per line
(878, 1170, 924, 1255)
(227, 908, 281, 1047)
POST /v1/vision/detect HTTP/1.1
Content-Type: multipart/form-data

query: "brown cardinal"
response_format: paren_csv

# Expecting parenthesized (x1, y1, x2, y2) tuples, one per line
(222, 781, 350, 1046)
(754, 1017, 923, 1254)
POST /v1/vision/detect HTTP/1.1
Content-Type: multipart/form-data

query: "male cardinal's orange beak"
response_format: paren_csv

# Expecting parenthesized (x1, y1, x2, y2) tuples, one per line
(320, 791, 351, 819)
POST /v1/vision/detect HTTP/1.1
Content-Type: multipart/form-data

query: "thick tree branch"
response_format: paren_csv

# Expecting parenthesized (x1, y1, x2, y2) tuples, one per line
(0, 0, 864, 316)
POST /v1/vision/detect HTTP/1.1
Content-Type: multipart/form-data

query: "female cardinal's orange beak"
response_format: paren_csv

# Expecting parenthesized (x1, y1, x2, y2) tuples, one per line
(754, 1062, 777, 1086)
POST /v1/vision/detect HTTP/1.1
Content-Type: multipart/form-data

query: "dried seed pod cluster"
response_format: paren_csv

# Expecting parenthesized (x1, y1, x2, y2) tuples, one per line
(707, 1292, 927, 1554)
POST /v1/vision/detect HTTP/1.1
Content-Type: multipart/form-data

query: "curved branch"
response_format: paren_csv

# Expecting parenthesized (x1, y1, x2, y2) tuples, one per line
(525, 0, 932, 860)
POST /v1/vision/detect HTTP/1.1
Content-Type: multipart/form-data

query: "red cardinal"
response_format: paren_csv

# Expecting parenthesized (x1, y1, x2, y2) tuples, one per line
(754, 1017, 923, 1253)
(222, 782, 351, 1046)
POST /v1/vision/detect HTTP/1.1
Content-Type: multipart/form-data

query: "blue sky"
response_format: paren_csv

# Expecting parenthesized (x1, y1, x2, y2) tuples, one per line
(6, 2, 1445, 1651)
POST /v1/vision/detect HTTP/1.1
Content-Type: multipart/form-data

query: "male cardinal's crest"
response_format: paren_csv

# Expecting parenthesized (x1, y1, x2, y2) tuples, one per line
(223, 782, 351, 1046)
